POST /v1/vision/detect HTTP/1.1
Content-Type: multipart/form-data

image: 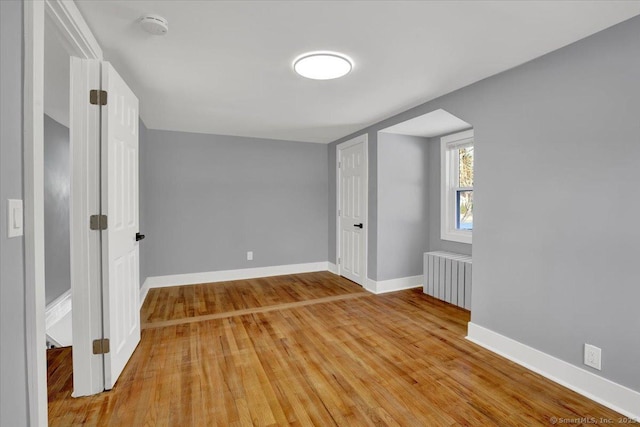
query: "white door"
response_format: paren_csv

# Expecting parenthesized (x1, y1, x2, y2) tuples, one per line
(338, 136, 368, 286)
(100, 62, 141, 389)
(71, 57, 105, 397)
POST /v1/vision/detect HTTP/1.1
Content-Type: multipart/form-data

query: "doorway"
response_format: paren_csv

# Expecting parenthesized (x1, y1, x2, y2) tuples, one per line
(43, 7, 73, 350)
(25, 2, 141, 424)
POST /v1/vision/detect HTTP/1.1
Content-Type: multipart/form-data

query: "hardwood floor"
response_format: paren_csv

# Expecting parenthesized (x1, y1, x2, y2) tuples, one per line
(141, 272, 367, 327)
(48, 272, 623, 426)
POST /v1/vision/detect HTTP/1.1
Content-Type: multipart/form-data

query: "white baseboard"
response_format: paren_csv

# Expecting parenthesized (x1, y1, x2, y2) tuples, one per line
(45, 290, 72, 330)
(46, 290, 73, 347)
(466, 322, 640, 421)
(140, 279, 150, 309)
(328, 262, 338, 275)
(366, 275, 423, 294)
(144, 261, 330, 289)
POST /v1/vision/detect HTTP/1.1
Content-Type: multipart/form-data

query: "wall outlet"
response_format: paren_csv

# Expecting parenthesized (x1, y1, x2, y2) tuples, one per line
(247, 251, 253, 261)
(584, 344, 602, 370)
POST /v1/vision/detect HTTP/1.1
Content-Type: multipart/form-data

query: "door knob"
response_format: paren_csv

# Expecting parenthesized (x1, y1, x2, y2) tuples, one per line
(354, 223, 363, 229)
(136, 232, 145, 241)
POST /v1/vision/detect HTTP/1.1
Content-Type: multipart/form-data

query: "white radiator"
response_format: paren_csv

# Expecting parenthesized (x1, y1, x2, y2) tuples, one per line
(423, 251, 472, 310)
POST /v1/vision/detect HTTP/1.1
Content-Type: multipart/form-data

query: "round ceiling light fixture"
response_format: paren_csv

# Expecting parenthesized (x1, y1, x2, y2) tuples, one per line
(293, 52, 353, 80)
(140, 14, 169, 36)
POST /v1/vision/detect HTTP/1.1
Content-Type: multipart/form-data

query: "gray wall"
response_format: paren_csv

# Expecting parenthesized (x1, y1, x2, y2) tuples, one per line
(427, 136, 472, 256)
(0, 0, 30, 425)
(328, 15, 640, 392)
(140, 129, 328, 279)
(44, 114, 71, 305)
(376, 133, 430, 281)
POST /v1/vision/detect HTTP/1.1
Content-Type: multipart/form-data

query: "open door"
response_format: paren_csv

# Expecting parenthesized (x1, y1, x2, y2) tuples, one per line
(100, 62, 141, 389)
(70, 58, 140, 395)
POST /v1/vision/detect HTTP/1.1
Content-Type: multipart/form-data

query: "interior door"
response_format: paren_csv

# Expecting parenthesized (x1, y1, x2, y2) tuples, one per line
(101, 62, 141, 389)
(339, 138, 367, 286)
(70, 57, 105, 396)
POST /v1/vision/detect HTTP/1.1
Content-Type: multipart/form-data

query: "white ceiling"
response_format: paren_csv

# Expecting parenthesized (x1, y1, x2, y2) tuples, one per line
(70, 1, 640, 144)
(380, 109, 471, 138)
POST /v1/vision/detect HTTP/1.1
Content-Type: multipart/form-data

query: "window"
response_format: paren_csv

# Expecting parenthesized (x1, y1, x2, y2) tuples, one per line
(441, 129, 474, 244)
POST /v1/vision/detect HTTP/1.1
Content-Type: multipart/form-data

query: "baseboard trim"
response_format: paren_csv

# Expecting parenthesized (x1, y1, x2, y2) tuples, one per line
(144, 262, 330, 289)
(140, 279, 150, 309)
(45, 290, 72, 330)
(466, 322, 640, 421)
(366, 275, 423, 294)
(328, 262, 338, 275)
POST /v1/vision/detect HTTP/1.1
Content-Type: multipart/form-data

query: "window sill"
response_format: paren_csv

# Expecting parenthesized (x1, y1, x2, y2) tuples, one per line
(441, 230, 472, 245)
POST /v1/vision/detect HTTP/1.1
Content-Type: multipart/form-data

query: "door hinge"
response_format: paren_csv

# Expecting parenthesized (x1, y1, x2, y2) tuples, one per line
(90, 89, 107, 106)
(338, 257, 341, 265)
(92, 338, 110, 355)
(338, 161, 341, 168)
(89, 214, 108, 230)
(338, 209, 341, 216)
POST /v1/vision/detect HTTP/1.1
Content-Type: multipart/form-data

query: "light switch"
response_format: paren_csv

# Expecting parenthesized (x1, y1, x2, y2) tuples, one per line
(7, 199, 23, 238)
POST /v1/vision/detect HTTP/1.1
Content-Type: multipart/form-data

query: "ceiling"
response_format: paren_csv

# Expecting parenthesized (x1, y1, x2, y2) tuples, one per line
(380, 109, 471, 138)
(69, 1, 640, 144)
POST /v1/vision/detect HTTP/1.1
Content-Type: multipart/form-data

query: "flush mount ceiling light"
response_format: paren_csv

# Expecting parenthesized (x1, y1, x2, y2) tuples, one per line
(293, 52, 353, 80)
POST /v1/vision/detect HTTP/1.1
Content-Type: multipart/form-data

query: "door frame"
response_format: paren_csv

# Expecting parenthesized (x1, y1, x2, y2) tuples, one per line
(336, 134, 369, 287)
(24, 0, 103, 424)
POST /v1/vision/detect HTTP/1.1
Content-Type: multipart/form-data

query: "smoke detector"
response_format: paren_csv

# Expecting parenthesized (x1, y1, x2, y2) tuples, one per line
(140, 15, 168, 36)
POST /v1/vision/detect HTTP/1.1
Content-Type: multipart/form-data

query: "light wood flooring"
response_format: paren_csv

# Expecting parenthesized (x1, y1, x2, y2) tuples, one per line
(48, 271, 623, 426)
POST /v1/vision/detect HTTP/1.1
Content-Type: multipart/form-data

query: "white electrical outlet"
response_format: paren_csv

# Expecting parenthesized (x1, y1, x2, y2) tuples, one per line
(247, 251, 253, 261)
(584, 344, 602, 370)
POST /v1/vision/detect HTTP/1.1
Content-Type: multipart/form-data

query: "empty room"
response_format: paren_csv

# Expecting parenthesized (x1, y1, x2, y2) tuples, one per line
(2, 1, 640, 426)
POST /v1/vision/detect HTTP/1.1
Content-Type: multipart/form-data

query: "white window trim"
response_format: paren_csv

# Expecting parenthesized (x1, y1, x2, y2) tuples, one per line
(441, 129, 474, 244)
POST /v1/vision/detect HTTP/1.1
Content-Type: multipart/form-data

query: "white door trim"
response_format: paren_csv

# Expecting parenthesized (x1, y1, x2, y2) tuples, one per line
(45, 0, 103, 60)
(336, 134, 369, 286)
(24, 1, 103, 424)
(23, 2, 46, 425)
